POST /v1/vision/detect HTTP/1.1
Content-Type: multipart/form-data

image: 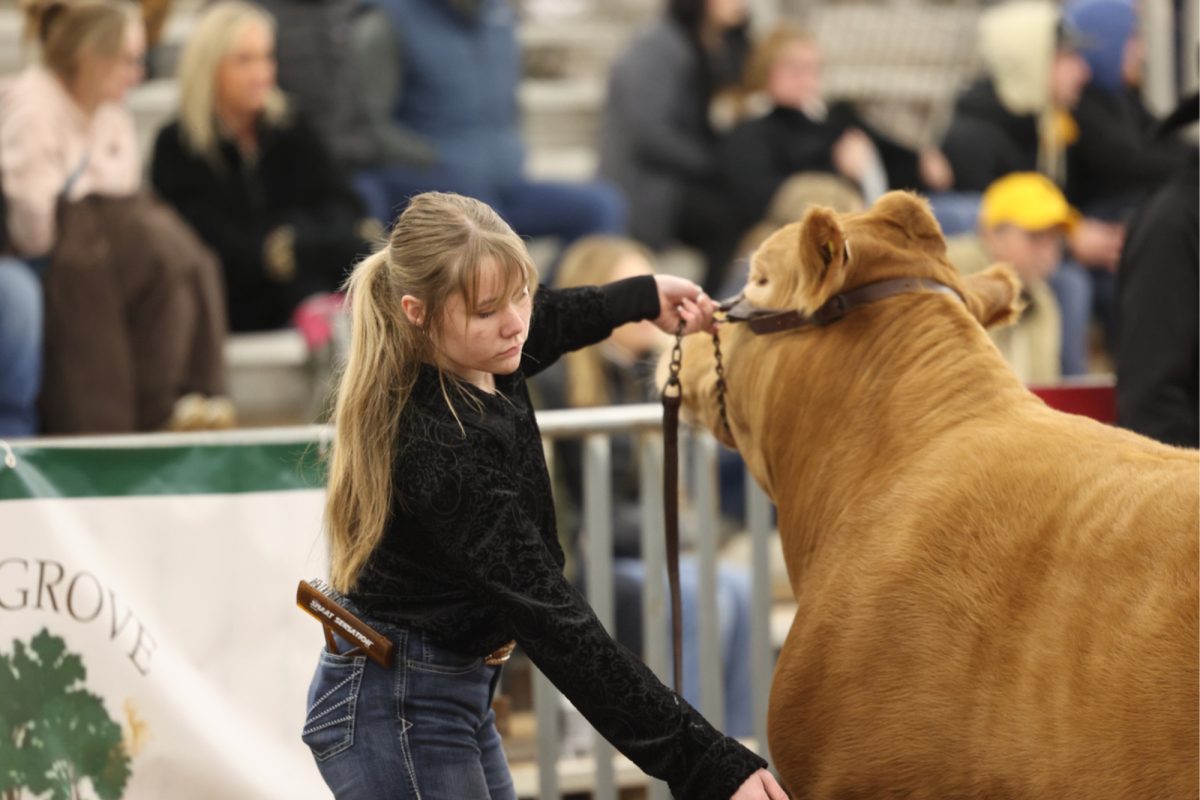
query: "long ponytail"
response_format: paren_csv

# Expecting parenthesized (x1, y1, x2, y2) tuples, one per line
(326, 248, 423, 593)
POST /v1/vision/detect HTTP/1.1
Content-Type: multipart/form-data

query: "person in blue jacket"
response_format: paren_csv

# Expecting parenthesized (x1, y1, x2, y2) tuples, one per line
(347, 0, 624, 277)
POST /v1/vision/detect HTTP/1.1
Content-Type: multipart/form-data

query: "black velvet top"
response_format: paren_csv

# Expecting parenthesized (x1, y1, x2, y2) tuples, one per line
(351, 276, 767, 797)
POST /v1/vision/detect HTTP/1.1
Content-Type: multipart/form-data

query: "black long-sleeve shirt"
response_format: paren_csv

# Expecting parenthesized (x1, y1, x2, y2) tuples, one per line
(351, 277, 767, 797)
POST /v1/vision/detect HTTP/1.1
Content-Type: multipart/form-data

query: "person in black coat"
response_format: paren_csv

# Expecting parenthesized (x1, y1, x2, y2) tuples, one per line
(151, 1, 373, 332)
(1115, 95, 1199, 448)
(1063, 0, 1191, 219)
(720, 22, 951, 235)
(1059, 0, 1194, 359)
(940, 1, 1092, 192)
(598, 0, 752, 294)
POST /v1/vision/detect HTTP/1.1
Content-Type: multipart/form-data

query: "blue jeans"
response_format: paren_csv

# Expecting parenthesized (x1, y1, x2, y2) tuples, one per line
(303, 623, 514, 799)
(1047, 260, 1093, 376)
(0, 258, 41, 437)
(926, 192, 983, 237)
(353, 165, 625, 276)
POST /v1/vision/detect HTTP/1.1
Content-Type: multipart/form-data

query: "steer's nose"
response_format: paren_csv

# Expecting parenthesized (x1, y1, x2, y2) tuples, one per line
(717, 292, 744, 313)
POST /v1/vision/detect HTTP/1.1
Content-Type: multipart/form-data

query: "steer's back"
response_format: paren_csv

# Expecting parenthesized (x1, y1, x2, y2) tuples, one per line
(769, 403, 1199, 800)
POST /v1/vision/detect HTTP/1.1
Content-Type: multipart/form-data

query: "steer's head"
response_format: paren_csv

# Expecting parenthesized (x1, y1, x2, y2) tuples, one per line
(660, 191, 1023, 495)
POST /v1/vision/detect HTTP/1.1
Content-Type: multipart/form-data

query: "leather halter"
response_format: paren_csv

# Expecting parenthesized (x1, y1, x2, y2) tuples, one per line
(717, 276, 966, 335)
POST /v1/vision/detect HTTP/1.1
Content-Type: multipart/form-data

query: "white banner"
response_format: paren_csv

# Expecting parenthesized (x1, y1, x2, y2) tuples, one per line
(0, 435, 333, 800)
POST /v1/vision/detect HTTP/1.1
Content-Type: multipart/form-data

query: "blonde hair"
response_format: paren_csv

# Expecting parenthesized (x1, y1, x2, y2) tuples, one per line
(176, 0, 287, 162)
(326, 192, 538, 593)
(27, 0, 137, 81)
(742, 20, 816, 97)
(554, 236, 655, 409)
(737, 172, 865, 258)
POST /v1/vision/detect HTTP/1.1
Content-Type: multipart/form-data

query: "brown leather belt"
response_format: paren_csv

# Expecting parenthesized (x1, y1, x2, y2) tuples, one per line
(485, 640, 517, 666)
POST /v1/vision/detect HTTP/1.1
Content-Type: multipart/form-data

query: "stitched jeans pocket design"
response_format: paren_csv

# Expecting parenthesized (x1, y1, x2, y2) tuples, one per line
(302, 651, 366, 761)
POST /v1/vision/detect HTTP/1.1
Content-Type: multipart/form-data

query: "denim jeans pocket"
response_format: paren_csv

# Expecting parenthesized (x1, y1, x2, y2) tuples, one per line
(302, 650, 366, 761)
(407, 635, 484, 676)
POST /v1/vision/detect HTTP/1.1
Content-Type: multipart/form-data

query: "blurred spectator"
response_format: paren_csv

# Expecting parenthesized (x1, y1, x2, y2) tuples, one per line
(1115, 94, 1198, 447)
(940, 0, 1104, 376)
(151, 0, 373, 333)
(141, 0, 172, 50)
(720, 171, 865, 300)
(941, 0, 1090, 191)
(1062, 0, 1192, 358)
(533, 235, 754, 738)
(721, 22, 951, 239)
(257, 0, 373, 169)
(342, 0, 624, 272)
(0, 258, 40, 438)
(946, 173, 1074, 384)
(598, 0, 750, 294)
(0, 0, 230, 434)
(1064, 0, 1190, 216)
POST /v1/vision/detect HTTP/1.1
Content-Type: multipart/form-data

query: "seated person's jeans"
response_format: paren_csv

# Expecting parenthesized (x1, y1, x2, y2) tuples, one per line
(1047, 260, 1094, 377)
(303, 621, 515, 800)
(0, 258, 41, 438)
(353, 165, 625, 281)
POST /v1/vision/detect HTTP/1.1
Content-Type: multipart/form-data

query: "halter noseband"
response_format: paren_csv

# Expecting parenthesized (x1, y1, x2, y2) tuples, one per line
(717, 276, 966, 336)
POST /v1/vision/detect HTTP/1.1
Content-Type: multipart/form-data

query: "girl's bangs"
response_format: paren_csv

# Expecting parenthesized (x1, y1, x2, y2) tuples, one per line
(458, 235, 538, 314)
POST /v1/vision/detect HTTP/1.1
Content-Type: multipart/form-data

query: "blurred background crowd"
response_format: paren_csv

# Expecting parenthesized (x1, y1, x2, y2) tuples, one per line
(0, 0, 1194, 445)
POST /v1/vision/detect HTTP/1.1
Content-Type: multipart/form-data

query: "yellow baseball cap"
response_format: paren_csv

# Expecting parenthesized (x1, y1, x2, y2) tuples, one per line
(980, 173, 1081, 232)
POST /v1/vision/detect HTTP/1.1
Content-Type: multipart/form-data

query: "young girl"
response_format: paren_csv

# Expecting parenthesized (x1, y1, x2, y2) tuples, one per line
(304, 192, 787, 799)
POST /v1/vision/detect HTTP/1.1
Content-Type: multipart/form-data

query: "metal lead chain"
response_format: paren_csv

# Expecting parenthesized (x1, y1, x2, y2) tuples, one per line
(712, 327, 730, 433)
(664, 321, 685, 398)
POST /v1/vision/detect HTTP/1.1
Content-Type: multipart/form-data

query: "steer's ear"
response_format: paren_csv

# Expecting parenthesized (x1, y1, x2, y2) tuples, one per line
(796, 205, 850, 311)
(870, 191, 946, 256)
(961, 263, 1024, 329)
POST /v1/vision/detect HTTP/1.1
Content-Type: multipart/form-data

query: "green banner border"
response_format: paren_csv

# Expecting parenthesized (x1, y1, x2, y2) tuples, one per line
(0, 442, 327, 501)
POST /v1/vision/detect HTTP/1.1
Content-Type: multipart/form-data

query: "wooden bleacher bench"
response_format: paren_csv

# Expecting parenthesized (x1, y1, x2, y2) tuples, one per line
(224, 330, 331, 427)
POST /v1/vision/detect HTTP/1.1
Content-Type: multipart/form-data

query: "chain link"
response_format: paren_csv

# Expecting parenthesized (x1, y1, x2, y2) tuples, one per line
(713, 327, 730, 433)
(663, 320, 684, 398)
(664, 320, 730, 432)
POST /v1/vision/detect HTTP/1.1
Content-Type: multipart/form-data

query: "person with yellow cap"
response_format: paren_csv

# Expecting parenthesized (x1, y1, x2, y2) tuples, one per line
(945, 172, 1078, 384)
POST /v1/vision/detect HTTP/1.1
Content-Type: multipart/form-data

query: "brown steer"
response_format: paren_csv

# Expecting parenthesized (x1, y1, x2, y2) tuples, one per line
(665, 191, 1199, 799)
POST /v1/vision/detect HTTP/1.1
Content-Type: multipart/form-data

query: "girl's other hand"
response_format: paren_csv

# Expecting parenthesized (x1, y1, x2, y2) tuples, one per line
(731, 768, 789, 800)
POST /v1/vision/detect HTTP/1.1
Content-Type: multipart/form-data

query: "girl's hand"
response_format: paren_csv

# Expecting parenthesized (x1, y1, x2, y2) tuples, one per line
(731, 768, 789, 799)
(653, 274, 717, 336)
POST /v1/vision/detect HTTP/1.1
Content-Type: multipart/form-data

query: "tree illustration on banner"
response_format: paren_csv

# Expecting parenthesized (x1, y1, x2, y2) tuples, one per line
(0, 629, 131, 800)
